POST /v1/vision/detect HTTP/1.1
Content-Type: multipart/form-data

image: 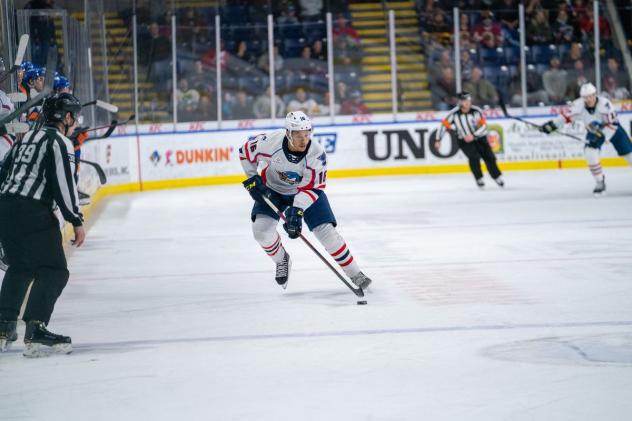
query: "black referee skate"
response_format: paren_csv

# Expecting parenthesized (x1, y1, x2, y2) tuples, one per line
(275, 251, 291, 290)
(593, 176, 606, 196)
(0, 318, 18, 352)
(351, 272, 372, 289)
(23, 321, 72, 358)
(476, 178, 485, 189)
(494, 176, 505, 188)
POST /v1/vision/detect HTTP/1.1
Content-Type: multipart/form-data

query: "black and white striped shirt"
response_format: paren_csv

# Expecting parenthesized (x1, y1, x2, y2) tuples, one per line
(437, 105, 489, 140)
(0, 126, 83, 226)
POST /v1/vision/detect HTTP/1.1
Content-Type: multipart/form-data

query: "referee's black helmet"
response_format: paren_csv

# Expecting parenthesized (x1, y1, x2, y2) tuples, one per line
(42, 93, 82, 123)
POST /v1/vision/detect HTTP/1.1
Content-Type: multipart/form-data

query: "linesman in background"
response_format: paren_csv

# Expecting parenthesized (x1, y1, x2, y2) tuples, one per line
(0, 93, 86, 357)
(435, 92, 504, 189)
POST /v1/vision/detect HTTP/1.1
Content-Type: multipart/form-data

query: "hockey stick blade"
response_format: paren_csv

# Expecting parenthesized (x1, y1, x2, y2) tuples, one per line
(82, 100, 119, 114)
(4, 122, 29, 134)
(0, 35, 30, 84)
(95, 100, 119, 113)
(261, 195, 364, 298)
(88, 119, 117, 141)
(14, 34, 29, 67)
(79, 159, 107, 184)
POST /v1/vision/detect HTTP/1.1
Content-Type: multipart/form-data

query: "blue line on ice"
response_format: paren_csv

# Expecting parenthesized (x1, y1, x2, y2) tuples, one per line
(68, 320, 632, 351)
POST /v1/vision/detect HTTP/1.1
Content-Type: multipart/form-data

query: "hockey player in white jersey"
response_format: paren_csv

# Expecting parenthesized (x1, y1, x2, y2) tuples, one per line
(540, 83, 632, 194)
(239, 111, 372, 290)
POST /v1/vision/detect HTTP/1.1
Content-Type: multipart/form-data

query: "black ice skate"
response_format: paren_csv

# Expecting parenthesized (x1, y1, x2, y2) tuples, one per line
(495, 176, 505, 188)
(0, 241, 9, 272)
(593, 176, 606, 196)
(0, 319, 18, 352)
(275, 251, 291, 289)
(351, 272, 372, 289)
(476, 178, 485, 189)
(23, 321, 72, 358)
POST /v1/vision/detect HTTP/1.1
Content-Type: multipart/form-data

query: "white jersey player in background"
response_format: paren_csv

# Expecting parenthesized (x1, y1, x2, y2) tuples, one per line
(239, 111, 372, 290)
(0, 90, 16, 161)
(540, 83, 632, 195)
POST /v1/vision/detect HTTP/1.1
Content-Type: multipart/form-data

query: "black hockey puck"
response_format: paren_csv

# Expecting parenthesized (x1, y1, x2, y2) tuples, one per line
(357, 300, 367, 305)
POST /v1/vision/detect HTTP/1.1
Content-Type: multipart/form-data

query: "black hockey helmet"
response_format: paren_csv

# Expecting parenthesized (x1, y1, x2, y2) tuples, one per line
(42, 93, 82, 123)
(457, 91, 472, 101)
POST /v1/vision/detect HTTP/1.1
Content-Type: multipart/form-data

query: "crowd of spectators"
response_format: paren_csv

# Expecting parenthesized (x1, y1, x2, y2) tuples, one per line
(122, 0, 366, 122)
(422, 0, 630, 109)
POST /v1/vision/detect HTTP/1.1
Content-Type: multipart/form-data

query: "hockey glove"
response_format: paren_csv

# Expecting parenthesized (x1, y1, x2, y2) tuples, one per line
(283, 207, 304, 239)
(586, 132, 605, 149)
(540, 121, 557, 134)
(586, 121, 605, 138)
(242, 174, 270, 202)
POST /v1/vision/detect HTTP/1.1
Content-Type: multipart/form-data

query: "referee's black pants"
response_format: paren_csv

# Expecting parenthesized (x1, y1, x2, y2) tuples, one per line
(458, 136, 502, 180)
(0, 196, 69, 325)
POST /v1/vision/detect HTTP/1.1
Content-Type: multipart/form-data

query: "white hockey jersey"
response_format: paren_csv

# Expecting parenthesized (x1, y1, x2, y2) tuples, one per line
(0, 89, 16, 161)
(239, 129, 327, 210)
(554, 96, 620, 141)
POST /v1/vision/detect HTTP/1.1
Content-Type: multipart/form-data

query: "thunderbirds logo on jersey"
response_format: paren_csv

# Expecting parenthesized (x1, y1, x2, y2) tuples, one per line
(277, 170, 303, 185)
(313, 132, 337, 153)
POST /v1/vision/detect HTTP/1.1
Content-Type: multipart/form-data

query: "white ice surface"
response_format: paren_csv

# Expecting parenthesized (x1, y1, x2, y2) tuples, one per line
(2, 168, 632, 421)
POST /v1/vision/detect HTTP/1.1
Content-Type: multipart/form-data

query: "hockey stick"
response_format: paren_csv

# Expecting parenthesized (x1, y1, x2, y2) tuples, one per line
(261, 195, 365, 298)
(0, 34, 29, 84)
(86, 119, 117, 141)
(0, 90, 47, 125)
(79, 159, 107, 184)
(82, 99, 119, 113)
(6, 92, 27, 102)
(498, 96, 586, 143)
(85, 113, 135, 133)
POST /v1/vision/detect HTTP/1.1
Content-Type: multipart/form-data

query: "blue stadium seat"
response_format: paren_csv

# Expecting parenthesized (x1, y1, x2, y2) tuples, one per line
(283, 38, 307, 57)
(483, 66, 500, 84)
(530, 44, 555, 64)
(504, 46, 520, 65)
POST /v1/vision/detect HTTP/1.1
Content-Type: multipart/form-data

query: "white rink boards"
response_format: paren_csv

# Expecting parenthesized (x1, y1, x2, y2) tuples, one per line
(1, 168, 632, 420)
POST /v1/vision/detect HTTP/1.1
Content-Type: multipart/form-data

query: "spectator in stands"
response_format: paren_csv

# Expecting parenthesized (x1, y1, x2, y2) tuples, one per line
(312, 39, 326, 61)
(431, 67, 458, 111)
(24, 0, 57, 67)
(176, 78, 200, 114)
(603, 58, 630, 91)
(186, 60, 213, 95)
(527, 9, 551, 45)
(120, 0, 151, 30)
(277, 3, 299, 25)
(510, 65, 549, 106)
(340, 91, 368, 115)
(460, 49, 475, 81)
(473, 10, 503, 48)
(253, 86, 285, 118)
(201, 40, 228, 71)
(287, 87, 319, 115)
(333, 14, 361, 65)
(230, 41, 257, 76)
(542, 56, 568, 104)
(258, 46, 284, 74)
(316, 92, 341, 116)
(335, 81, 350, 108)
(299, 0, 324, 22)
(463, 66, 499, 106)
(426, 8, 451, 45)
(562, 42, 586, 68)
(189, 93, 216, 122)
(552, 9, 576, 44)
(177, 8, 207, 51)
(601, 75, 631, 101)
(496, 0, 520, 46)
(430, 50, 453, 83)
(232, 91, 254, 120)
(565, 59, 591, 99)
(144, 22, 172, 88)
(580, 7, 610, 43)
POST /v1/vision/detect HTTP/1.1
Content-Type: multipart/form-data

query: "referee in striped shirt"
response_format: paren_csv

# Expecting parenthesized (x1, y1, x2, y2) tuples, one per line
(436, 92, 504, 188)
(0, 93, 85, 355)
